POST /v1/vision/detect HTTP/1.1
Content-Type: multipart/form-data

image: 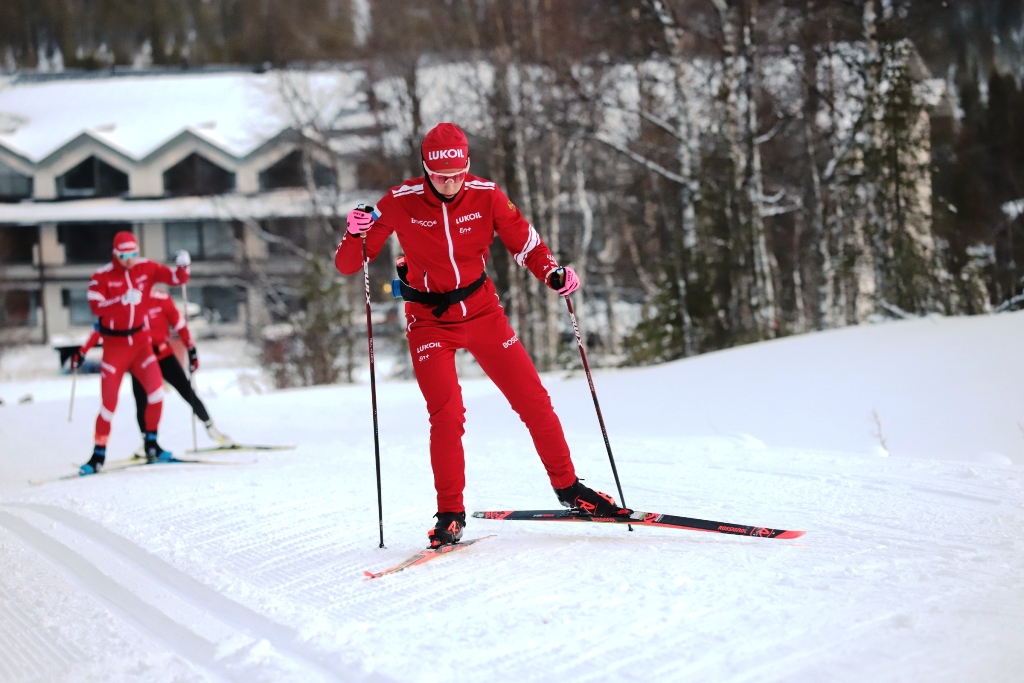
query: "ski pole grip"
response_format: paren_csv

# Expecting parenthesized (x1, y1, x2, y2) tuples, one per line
(355, 203, 381, 221)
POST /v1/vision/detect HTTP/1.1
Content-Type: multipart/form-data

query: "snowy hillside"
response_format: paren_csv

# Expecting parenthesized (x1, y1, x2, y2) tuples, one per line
(0, 314, 1022, 682)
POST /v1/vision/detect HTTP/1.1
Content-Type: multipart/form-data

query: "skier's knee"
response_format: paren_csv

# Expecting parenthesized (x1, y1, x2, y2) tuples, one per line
(428, 395, 465, 423)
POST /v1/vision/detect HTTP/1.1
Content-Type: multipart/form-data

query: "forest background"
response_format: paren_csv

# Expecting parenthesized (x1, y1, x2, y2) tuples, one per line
(3, 0, 1023, 375)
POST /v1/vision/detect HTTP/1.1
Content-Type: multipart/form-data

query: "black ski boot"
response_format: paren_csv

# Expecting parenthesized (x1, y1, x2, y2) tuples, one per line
(144, 432, 172, 463)
(555, 478, 632, 517)
(428, 511, 466, 549)
(79, 447, 106, 476)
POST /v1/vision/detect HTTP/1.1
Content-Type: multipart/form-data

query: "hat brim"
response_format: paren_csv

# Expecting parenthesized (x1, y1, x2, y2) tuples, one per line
(423, 159, 470, 175)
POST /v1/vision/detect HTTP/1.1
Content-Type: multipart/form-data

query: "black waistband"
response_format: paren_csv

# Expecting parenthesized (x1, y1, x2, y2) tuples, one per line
(99, 325, 144, 337)
(396, 271, 488, 318)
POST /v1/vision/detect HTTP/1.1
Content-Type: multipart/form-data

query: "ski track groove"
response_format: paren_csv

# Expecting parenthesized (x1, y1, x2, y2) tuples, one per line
(0, 585, 83, 682)
(8, 504, 389, 683)
(85, 496, 390, 611)
(124, 501, 366, 590)
(0, 509, 236, 683)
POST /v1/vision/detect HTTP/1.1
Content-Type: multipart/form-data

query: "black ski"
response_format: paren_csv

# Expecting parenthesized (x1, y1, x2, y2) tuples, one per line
(30, 456, 254, 486)
(185, 443, 295, 454)
(472, 509, 805, 539)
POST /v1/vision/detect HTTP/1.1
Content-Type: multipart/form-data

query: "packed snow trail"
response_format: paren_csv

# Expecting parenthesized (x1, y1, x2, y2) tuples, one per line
(1, 315, 1023, 682)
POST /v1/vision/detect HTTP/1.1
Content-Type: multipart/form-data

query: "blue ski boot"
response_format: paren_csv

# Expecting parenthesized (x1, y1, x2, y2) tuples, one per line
(143, 432, 172, 463)
(79, 447, 106, 476)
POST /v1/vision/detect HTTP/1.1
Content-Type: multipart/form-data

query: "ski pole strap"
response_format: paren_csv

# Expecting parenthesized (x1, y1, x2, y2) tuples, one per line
(99, 324, 144, 337)
(392, 271, 488, 318)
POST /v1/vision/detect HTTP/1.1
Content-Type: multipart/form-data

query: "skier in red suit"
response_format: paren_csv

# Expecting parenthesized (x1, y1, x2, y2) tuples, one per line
(335, 122, 630, 547)
(77, 289, 233, 449)
(72, 231, 191, 475)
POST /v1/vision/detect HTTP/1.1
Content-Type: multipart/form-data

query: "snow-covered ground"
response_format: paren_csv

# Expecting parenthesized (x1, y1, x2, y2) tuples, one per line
(0, 314, 1022, 682)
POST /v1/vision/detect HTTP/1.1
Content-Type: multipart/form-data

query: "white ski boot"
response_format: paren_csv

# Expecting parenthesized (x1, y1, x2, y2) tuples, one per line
(204, 420, 234, 447)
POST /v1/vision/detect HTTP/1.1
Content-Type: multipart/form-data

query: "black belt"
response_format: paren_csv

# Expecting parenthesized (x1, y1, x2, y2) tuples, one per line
(393, 271, 488, 318)
(99, 325, 144, 337)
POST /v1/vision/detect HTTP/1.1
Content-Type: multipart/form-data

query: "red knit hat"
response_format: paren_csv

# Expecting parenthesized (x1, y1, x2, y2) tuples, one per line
(421, 123, 469, 172)
(112, 230, 138, 253)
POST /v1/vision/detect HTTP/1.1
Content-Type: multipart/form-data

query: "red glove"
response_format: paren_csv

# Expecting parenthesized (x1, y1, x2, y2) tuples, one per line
(188, 346, 199, 373)
(70, 348, 86, 369)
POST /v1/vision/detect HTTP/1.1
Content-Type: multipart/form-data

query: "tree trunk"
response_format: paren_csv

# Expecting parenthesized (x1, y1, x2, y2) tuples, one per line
(648, 0, 699, 355)
(575, 162, 596, 359)
(742, 0, 777, 337)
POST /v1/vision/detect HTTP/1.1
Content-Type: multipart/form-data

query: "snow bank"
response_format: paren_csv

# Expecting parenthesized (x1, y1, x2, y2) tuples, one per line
(0, 311, 1021, 682)
(548, 311, 1024, 465)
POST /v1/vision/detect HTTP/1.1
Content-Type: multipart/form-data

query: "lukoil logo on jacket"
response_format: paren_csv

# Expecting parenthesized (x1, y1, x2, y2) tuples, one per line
(455, 212, 482, 225)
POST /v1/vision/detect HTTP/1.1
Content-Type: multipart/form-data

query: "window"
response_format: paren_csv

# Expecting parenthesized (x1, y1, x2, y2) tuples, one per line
(0, 290, 39, 327)
(0, 225, 38, 264)
(56, 157, 129, 199)
(0, 159, 32, 202)
(258, 150, 337, 191)
(165, 221, 237, 261)
(163, 154, 235, 196)
(260, 217, 309, 255)
(200, 286, 240, 323)
(63, 289, 94, 326)
(173, 285, 240, 323)
(60, 289, 94, 326)
(58, 223, 131, 263)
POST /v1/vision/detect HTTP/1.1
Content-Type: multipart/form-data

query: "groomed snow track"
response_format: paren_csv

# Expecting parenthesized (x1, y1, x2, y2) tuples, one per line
(0, 504, 387, 683)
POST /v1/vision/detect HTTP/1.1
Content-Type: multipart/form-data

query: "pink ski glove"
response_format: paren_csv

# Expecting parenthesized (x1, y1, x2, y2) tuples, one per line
(548, 267, 580, 296)
(346, 207, 375, 236)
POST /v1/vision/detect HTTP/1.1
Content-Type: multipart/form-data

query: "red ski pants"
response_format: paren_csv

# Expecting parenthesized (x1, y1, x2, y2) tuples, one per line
(407, 298, 577, 513)
(95, 334, 164, 446)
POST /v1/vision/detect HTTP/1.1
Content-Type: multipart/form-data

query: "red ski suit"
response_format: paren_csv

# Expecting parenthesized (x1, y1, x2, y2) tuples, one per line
(87, 258, 190, 446)
(335, 174, 577, 512)
(144, 290, 195, 360)
(80, 290, 194, 360)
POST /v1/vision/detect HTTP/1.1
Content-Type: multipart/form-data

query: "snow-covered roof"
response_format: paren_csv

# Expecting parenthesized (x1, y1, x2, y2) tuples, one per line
(0, 188, 365, 224)
(0, 69, 372, 165)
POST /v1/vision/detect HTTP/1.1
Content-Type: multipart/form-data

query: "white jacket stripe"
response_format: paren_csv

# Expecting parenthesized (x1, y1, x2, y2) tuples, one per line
(514, 225, 541, 267)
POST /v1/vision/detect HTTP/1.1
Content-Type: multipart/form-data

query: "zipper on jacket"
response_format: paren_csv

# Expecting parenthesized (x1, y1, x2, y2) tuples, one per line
(125, 270, 135, 346)
(440, 204, 467, 316)
(441, 204, 462, 287)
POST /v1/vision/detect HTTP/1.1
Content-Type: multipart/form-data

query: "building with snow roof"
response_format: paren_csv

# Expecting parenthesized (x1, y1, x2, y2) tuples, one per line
(0, 67, 378, 346)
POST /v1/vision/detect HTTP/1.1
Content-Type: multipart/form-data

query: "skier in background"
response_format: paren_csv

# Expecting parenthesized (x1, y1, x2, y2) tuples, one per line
(71, 231, 191, 475)
(76, 288, 233, 450)
(335, 122, 631, 548)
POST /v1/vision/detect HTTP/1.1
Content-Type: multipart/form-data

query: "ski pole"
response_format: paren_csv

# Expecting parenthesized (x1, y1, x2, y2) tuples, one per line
(564, 294, 632, 531)
(359, 205, 385, 549)
(182, 284, 198, 452)
(68, 364, 77, 422)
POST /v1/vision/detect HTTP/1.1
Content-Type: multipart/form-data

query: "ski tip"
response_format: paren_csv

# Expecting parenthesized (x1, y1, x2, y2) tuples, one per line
(363, 571, 378, 579)
(776, 530, 806, 539)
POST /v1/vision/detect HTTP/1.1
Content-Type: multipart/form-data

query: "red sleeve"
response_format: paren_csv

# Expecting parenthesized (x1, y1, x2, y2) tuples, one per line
(80, 330, 101, 354)
(87, 273, 120, 315)
(162, 296, 194, 348)
(335, 195, 397, 276)
(493, 188, 559, 283)
(151, 261, 190, 286)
